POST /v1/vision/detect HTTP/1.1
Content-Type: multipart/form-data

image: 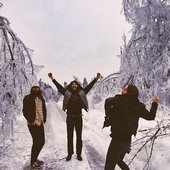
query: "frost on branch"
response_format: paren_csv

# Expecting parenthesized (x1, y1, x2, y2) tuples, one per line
(115, 1, 170, 169)
(39, 79, 61, 102)
(0, 16, 36, 144)
(120, 0, 170, 105)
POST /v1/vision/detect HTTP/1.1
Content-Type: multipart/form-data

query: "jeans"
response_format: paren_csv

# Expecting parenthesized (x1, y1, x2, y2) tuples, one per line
(105, 139, 131, 170)
(66, 116, 83, 156)
(28, 124, 45, 164)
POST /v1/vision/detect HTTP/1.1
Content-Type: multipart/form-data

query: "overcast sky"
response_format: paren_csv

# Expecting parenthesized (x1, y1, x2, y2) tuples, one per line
(0, 0, 131, 85)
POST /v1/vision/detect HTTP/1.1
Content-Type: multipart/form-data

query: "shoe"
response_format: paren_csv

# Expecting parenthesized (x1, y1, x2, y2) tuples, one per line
(37, 159, 44, 165)
(77, 155, 82, 161)
(66, 155, 72, 161)
(31, 161, 41, 169)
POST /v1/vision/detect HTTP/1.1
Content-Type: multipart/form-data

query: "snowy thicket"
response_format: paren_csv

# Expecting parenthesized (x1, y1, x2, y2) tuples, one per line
(38, 79, 61, 102)
(68, 76, 90, 88)
(0, 15, 37, 144)
(91, 73, 120, 106)
(119, 0, 170, 105)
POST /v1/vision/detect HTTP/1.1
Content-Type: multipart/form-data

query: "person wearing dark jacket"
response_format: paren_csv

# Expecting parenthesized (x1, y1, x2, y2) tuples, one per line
(23, 86, 47, 169)
(103, 84, 159, 170)
(48, 72, 101, 161)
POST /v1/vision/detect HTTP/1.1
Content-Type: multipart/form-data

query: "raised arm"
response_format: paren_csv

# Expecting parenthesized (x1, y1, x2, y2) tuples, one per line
(84, 73, 102, 94)
(139, 96, 159, 120)
(48, 73, 66, 95)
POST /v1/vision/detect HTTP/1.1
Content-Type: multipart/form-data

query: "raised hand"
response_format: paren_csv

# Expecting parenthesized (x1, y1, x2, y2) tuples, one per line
(153, 96, 160, 104)
(48, 72, 53, 80)
(96, 72, 102, 80)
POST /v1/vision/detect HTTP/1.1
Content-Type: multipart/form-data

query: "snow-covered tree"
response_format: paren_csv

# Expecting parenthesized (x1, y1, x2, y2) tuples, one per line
(82, 77, 88, 88)
(0, 15, 37, 144)
(39, 79, 61, 102)
(73, 75, 82, 86)
(119, 0, 170, 105)
(90, 73, 119, 106)
(109, 1, 170, 169)
(64, 81, 68, 88)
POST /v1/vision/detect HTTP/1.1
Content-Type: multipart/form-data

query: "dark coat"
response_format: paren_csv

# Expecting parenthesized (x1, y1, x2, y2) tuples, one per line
(62, 89, 89, 111)
(23, 94, 47, 124)
(105, 94, 158, 141)
(52, 78, 97, 112)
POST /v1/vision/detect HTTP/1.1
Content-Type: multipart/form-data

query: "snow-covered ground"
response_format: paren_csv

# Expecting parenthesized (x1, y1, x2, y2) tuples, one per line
(1, 101, 170, 170)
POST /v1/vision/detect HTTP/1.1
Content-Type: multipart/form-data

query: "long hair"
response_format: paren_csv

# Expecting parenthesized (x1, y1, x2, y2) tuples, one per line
(30, 86, 42, 96)
(126, 84, 139, 104)
(66, 81, 83, 92)
(127, 85, 139, 97)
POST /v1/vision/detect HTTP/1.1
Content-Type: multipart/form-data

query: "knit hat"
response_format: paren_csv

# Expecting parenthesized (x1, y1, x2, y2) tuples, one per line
(127, 84, 139, 97)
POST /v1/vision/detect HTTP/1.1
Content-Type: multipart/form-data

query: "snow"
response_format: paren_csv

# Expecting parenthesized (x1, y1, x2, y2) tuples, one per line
(1, 0, 170, 169)
(0, 102, 106, 170)
(0, 101, 170, 170)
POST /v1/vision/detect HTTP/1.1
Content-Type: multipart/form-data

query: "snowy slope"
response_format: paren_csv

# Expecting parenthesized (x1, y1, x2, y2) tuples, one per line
(1, 101, 170, 170)
(0, 102, 108, 170)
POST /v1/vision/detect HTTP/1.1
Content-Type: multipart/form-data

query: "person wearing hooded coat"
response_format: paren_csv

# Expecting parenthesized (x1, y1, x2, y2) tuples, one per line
(103, 84, 159, 170)
(48, 72, 101, 161)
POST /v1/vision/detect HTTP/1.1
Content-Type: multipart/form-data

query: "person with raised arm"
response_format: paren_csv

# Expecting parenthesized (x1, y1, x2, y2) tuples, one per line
(48, 72, 101, 161)
(103, 84, 159, 170)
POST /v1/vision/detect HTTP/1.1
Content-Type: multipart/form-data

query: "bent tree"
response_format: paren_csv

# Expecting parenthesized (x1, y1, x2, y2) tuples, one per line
(0, 15, 36, 144)
(120, 0, 170, 105)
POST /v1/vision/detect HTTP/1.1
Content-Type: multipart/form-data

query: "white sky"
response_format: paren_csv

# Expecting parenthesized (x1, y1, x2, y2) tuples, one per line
(0, 0, 131, 85)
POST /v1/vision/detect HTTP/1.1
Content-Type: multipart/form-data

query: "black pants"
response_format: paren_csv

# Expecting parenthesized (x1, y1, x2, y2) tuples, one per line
(104, 139, 130, 170)
(66, 116, 83, 156)
(28, 124, 45, 164)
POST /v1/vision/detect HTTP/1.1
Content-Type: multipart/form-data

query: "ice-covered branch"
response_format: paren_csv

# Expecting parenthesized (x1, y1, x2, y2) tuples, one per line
(128, 119, 170, 169)
(0, 15, 37, 144)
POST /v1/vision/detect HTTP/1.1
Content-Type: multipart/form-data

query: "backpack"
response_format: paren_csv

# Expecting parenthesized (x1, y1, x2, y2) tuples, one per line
(104, 95, 139, 136)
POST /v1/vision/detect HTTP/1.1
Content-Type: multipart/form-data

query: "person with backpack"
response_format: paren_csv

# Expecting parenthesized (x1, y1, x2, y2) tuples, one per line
(103, 84, 159, 170)
(48, 72, 102, 161)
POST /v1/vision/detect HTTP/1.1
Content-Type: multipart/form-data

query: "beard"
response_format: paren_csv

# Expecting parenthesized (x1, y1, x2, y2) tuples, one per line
(31, 91, 41, 97)
(72, 87, 78, 91)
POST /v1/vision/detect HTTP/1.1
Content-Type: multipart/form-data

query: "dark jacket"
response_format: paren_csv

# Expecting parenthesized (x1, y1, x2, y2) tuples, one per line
(23, 94, 47, 124)
(105, 94, 158, 141)
(52, 78, 97, 112)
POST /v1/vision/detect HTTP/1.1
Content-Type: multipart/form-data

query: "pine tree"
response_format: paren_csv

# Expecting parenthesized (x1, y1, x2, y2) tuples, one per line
(82, 77, 88, 88)
(64, 81, 68, 88)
